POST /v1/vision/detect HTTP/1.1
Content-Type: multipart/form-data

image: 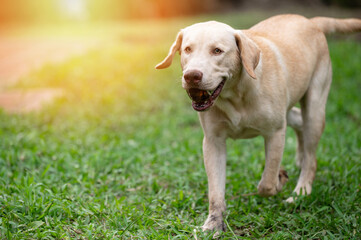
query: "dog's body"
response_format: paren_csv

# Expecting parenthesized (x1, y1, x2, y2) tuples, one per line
(156, 14, 361, 232)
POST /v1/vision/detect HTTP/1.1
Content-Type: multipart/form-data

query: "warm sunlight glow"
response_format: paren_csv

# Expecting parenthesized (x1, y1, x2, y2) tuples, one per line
(59, 0, 87, 20)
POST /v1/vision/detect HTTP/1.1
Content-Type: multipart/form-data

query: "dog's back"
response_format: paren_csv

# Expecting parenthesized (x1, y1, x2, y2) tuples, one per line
(249, 14, 361, 36)
(242, 14, 361, 108)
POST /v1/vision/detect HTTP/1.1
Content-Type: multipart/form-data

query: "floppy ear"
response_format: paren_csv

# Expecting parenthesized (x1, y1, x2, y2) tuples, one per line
(234, 30, 260, 79)
(155, 31, 183, 69)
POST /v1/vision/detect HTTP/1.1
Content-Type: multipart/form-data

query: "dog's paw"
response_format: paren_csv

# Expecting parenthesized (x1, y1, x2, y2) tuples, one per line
(285, 181, 312, 203)
(201, 214, 225, 233)
(285, 196, 296, 203)
(258, 169, 289, 197)
(257, 182, 278, 197)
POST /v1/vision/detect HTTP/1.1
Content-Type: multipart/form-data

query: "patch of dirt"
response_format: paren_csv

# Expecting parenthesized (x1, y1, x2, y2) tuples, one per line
(0, 35, 101, 113)
(0, 36, 99, 89)
(0, 88, 64, 113)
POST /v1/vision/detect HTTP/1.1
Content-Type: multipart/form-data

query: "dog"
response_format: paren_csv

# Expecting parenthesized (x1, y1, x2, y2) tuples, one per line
(156, 14, 361, 232)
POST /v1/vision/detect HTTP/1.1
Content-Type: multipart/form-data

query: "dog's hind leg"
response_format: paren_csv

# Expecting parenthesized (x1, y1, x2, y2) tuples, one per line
(287, 107, 304, 168)
(286, 58, 332, 203)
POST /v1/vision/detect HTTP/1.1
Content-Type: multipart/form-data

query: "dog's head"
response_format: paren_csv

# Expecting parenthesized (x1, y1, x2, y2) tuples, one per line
(156, 21, 260, 111)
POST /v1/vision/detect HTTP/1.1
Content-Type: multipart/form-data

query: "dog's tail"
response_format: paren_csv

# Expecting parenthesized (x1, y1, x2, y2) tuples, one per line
(310, 17, 361, 35)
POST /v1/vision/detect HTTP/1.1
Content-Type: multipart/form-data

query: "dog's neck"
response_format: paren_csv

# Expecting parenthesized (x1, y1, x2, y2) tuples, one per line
(212, 61, 262, 126)
(219, 64, 261, 105)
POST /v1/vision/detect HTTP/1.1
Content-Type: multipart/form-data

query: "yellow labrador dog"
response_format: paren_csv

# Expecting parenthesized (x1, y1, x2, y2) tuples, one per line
(156, 14, 361, 232)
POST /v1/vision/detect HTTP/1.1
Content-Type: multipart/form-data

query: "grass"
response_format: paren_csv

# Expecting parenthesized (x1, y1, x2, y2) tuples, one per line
(1, 10, 361, 239)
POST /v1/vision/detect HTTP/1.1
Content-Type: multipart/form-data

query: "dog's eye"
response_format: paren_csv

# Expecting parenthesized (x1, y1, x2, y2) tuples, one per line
(213, 48, 223, 55)
(184, 47, 192, 54)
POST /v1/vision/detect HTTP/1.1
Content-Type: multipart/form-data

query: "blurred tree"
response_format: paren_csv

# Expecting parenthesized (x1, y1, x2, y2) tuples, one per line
(0, 0, 69, 23)
(125, 0, 219, 18)
(322, 0, 361, 8)
(0, 0, 360, 24)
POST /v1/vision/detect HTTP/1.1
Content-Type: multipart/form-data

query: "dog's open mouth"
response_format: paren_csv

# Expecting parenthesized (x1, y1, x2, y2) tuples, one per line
(186, 79, 226, 111)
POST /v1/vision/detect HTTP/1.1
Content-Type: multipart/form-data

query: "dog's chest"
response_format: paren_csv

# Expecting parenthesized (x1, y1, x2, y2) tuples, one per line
(227, 124, 261, 139)
(223, 114, 262, 139)
(214, 99, 264, 139)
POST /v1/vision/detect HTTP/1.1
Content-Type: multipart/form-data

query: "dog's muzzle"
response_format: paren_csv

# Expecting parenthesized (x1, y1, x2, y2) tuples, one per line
(186, 78, 226, 111)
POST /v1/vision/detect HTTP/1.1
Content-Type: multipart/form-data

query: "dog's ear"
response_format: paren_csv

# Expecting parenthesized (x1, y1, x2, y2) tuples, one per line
(155, 31, 183, 69)
(234, 31, 260, 79)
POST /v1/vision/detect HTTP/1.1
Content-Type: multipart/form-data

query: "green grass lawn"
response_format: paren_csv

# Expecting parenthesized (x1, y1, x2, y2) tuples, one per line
(1, 11, 361, 239)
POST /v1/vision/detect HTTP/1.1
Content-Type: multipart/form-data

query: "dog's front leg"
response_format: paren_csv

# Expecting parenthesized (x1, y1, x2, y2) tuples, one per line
(258, 125, 288, 197)
(201, 136, 227, 232)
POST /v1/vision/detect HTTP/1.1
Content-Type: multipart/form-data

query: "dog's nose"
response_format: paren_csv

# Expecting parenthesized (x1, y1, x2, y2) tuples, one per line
(184, 70, 203, 84)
